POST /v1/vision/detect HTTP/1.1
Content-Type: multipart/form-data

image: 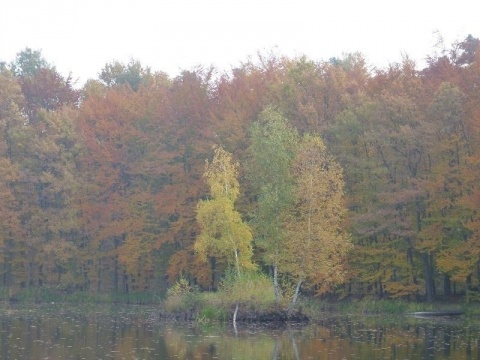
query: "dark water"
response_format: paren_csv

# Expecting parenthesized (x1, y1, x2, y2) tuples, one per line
(0, 305, 479, 359)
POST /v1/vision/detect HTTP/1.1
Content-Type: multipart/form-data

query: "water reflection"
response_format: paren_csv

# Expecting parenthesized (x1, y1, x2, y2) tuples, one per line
(0, 306, 478, 359)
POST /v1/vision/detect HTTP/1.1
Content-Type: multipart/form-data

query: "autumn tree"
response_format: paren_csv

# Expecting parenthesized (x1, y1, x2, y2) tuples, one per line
(195, 146, 255, 277)
(326, 60, 430, 300)
(11, 48, 79, 123)
(0, 62, 82, 292)
(161, 68, 217, 285)
(0, 70, 25, 290)
(269, 54, 368, 135)
(211, 59, 277, 151)
(283, 135, 351, 311)
(326, 45, 480, 301)
(76, 84, 162, 293)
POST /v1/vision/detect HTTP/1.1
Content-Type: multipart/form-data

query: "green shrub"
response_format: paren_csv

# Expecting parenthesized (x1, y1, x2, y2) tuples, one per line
(164, 277, 201, 312)
(198, 305, 228, 322)
(219, 270, 276, 312)
(200, 291, 223, 308)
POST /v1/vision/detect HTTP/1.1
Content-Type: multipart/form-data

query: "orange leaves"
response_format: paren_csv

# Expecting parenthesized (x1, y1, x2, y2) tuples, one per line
(2, 41, 480, 298)
(76, 69, 222, 288)
(284, 134, 351, 293)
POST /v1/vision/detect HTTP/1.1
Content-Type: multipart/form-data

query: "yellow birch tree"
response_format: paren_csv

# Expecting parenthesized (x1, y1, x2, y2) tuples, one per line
(195, 146, 255, 277)
(284, 135, 351, 312)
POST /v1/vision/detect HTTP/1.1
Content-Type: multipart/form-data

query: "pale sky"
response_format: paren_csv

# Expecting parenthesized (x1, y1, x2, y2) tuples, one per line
(1, 0, 478, 85)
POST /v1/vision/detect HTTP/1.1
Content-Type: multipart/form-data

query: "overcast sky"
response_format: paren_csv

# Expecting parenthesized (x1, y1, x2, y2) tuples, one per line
(1, 0, 478, 85)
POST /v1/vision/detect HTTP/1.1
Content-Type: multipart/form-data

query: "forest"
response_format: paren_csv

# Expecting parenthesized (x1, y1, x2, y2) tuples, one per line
(0, 34, 479, 303)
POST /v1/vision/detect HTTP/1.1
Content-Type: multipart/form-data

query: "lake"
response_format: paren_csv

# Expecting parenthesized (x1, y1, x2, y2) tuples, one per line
(0, 304, 479, 359)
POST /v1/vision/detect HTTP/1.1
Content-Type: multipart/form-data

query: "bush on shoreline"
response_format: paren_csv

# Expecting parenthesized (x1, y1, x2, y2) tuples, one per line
(162, 271, 276, 322)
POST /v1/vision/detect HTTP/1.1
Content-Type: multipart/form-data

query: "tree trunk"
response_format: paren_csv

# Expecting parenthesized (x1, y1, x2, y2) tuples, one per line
(233, 302, 239, 335)
(234, 247, 241, 278)
(27, 261, 33, 289)
(113, 236, 125, 293)
(444, 274, 451, 298)
(97, 258, 102, 293)
(407, 246, 418, 287)
(477, 261, 480, 285)
(423, 253, 435, 302)
(209, 257, 216, 290)
(288, 279, 302, 316)
(273, 265, 280, 306)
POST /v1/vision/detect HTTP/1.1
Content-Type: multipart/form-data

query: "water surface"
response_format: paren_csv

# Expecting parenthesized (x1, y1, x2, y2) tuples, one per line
(0, 305, 478, 359)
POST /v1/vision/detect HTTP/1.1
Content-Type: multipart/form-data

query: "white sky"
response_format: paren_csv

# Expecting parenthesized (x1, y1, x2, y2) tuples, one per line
(1, 0, 478, 86)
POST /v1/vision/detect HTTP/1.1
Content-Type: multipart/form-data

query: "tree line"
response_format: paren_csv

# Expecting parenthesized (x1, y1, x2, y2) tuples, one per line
(0, 35, 479, 302)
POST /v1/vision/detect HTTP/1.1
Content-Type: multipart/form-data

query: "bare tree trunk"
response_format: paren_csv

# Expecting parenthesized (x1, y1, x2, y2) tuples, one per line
(288, 279, 302, 316)
(234, 248, 241, 278)
(233, 302, 239, 336)
(232, 248, 240, 334)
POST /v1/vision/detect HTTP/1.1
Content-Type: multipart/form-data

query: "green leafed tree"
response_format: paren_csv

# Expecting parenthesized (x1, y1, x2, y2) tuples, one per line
(10, 48, 49, 77)
(99, 59, 153, 91)
(195, 146, 255, 277)
(247, 107, 300, 303)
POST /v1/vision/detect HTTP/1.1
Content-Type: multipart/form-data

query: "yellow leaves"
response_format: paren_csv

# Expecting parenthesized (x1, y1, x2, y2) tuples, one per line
(437, 233, 480, 281)
(203, 145, 240, 202)
(43, 240, 76, 263)
(117, 234, 142, 274)
(0, 159, 20, 183)
(385, 282, 422, 298)
(196, 196, 255, 269)
(284, 134, 351, 291)
(195, 146, 255, 274)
